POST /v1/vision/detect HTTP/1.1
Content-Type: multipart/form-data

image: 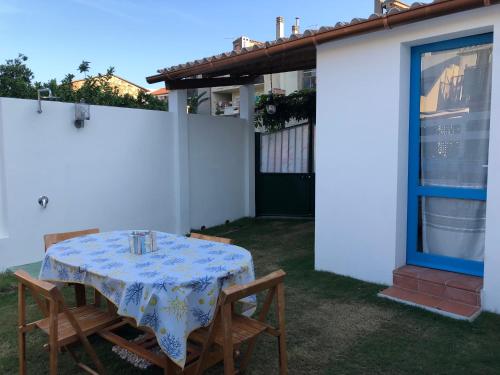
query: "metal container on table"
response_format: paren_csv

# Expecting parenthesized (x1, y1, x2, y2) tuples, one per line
(129, 231, 157, 254)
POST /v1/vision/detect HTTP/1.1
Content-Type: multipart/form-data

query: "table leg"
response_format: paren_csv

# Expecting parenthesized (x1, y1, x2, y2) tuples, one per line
(164, 356, 179, 375)
(73, 284, 87, 307)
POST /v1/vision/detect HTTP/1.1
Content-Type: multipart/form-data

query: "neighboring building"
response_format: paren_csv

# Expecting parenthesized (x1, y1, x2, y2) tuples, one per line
(263, 17, 314, 97)
(207, 35, 266, 116)
(208, 80, 265, 117)
(208, 4, 407, 116)
(71, 74, 148, 98)
(150, 87, 169, 102)
(232, 36, 264, 52)
(374, 0, 410, 14)
(200, 16, 316, 116)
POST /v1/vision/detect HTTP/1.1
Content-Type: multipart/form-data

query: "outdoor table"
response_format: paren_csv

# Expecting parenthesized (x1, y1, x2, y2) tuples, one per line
(39, 230, 256, 368)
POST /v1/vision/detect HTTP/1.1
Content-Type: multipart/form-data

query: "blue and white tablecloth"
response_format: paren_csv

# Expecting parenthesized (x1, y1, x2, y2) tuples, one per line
(39, 231, 256, 368)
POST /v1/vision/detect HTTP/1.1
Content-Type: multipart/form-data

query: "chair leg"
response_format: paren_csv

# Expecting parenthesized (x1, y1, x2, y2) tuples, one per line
(164, 356, 178, 375)
(221, 304, 235, 375)
(49, 344, 58, 375)
(63, 310, 106, 374)
(66, 346, 102, 375)
(74, 284, 87, 307)
(18, 329, 26, 375)
(18, 283, 27, 375)
(49, 301, 59, 375)
(78, 336, 106, 374)
(276, 283, 287, 375)
(107, 299, 117, 315)
(240, 288, 276, 373)
(94, 290, 102, 307)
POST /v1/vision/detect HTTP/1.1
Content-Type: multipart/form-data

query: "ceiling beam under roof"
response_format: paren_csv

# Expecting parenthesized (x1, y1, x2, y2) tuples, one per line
(227, 61, 316, 78)
(164, 75, 262, 90)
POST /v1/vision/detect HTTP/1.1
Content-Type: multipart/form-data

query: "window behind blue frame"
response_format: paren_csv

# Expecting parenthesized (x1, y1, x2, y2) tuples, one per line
(407, 33, 493, 277)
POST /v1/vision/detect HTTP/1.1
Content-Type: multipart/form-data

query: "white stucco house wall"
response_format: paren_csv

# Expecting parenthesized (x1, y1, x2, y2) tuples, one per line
(314, 5, 500, 313)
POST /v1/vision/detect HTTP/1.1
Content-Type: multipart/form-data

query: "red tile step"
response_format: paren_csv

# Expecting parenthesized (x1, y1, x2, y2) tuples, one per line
(379, 265, 483, 321)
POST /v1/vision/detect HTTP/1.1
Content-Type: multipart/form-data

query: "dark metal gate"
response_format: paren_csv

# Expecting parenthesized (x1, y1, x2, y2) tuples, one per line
(255, 123, 315, 217)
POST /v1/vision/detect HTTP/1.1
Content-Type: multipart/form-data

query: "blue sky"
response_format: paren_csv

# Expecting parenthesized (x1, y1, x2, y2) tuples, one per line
(0, 0, 374, 90)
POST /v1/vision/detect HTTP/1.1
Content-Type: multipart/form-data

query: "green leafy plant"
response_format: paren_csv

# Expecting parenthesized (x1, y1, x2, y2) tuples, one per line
(187, 91, 208, 114)
(254, 89, 316, 131)
(215, 106, 224, 115)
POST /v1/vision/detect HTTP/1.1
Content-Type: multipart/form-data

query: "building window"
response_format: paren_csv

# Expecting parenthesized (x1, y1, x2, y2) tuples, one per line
(302, 69, 316, 89)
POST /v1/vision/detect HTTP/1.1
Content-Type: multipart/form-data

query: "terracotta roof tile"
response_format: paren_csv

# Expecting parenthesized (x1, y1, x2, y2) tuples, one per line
(150, 87, 169, 95)
(147, 0, 496, 83)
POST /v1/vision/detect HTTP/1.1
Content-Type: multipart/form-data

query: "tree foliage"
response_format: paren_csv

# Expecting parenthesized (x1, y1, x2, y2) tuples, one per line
(0, 54, 36, 99)
(254, 89, 316, 131)
(78, 60, 91, 75)
(0, 55, 166, 111)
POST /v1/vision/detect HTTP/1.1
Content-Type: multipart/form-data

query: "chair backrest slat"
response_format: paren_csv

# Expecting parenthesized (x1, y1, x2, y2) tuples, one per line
(44, 228, 100, 252)
(222, 269, 285, 304)
(190, 233, 233, 244)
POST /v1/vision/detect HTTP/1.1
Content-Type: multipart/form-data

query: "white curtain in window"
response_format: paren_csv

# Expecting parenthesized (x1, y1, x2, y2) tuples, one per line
(419, 44, 492, 261)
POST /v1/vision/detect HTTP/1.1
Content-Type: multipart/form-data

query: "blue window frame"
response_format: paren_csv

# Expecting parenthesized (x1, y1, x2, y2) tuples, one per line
(407, 33, 493, 277)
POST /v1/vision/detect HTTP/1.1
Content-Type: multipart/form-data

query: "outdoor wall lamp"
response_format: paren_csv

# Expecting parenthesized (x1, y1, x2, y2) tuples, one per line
(266, 103, 277, 115)
(37, 88, 58, 113)
(265, 90, 277, 115)
(74, 99, 90, 128)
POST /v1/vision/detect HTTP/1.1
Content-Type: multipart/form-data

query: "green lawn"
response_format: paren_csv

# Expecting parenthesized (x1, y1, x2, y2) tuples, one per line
(2, 218, 500, 374)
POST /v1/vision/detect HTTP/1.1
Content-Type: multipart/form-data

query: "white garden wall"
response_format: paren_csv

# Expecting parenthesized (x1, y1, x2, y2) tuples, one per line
(314, 6, 500, 312)
(188, 114, 247, 229)
(0, 98, 177, 269)
(0, 98, 249, 269)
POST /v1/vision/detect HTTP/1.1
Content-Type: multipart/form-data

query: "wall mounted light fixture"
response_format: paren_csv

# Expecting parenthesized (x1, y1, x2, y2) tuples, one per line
(37, 88, 58, 113)
(266, 101, 277, 115)
(74, 99, 90, 128)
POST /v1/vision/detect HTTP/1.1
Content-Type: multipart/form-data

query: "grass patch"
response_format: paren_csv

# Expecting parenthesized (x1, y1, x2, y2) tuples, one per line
(0, 272, 17, 294)
(2, 218, 500, 374)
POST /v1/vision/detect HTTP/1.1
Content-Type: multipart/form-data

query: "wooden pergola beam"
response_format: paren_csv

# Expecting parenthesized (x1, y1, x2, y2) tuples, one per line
(228, 60, 316, 78)
(200, 48, 317, 79)
(165, 76, 261, 90)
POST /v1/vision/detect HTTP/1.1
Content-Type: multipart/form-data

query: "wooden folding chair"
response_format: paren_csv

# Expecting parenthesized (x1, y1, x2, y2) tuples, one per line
(16, 270, 120, 375)
(190, 233, 233, 244)
(44, 228, 102, 307)
(191, 269, 287, 375)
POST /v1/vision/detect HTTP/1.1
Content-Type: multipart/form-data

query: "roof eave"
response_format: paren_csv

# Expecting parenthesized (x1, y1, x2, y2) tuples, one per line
(146, 0, 499, 85)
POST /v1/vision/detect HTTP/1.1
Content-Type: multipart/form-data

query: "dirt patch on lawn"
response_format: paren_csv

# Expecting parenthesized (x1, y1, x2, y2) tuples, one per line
(242, 287, 396, 375)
